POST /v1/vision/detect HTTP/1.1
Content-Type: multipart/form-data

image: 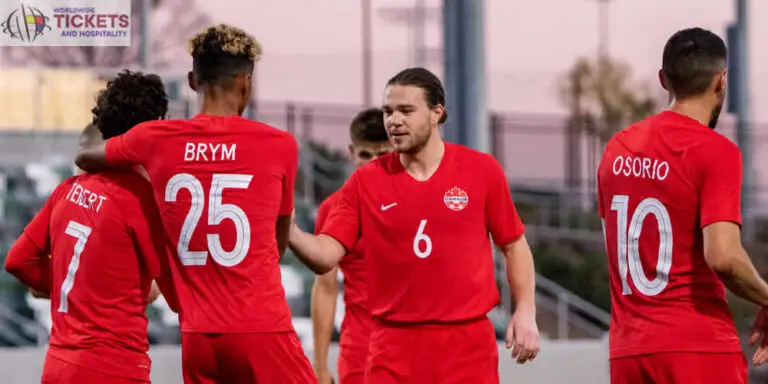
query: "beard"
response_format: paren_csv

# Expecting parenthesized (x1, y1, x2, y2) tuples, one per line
(708, 101, 723, 129)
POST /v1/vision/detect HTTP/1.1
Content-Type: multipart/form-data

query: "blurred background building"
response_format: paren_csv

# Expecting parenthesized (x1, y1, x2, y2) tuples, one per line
(0, 0, 766, 382)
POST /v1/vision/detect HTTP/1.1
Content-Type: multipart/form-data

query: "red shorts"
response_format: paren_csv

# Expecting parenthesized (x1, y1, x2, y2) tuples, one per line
(337, 306, 373, 384)
(182, 331, 317, 384)
(41, 354, 148, 384)
(610, 352, 747, 384)
(366, 316, 498, 384)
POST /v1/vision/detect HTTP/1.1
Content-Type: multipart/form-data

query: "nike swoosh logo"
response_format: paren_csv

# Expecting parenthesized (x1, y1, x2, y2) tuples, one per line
(381, 203, 397, 211)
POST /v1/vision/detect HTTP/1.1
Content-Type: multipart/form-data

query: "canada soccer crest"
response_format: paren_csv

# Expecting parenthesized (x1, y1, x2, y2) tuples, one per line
(443, 186, 469, 212)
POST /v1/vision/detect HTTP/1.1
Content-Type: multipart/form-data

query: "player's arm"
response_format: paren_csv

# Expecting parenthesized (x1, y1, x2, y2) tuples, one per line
(485, 156, 539, 364)
(75, 122, 150, 173)
(126, 180, 181, 312)
(5, 186, 62, 294)
(276, 135, 300, 258)
(290, 172, 362, 275)
(308, 200, 340, 377)
(696, 141, 768, 306)
(311, 268, 339, 377)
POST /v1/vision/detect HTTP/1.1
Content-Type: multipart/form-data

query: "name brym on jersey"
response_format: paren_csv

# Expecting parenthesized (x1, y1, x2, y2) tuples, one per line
(184, 142, 236, 162)
(611, 155, 670, 181)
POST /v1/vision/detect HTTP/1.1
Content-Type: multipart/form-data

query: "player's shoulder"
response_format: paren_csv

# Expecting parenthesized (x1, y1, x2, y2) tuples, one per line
(355, 151, 398, 178)
(96, 170, 154, 201)
(49, 175, 79, 199)
(317, 190, 341, 217)
(447, 142, 498, 165)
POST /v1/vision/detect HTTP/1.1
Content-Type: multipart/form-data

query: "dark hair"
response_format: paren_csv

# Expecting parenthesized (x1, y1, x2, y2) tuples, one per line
(662, 27, 727, 98)
(91, 70, 168, 140)
(386, 67, 448, 124)
(189, 24, 261, 89)
(350, 107, 387, 143)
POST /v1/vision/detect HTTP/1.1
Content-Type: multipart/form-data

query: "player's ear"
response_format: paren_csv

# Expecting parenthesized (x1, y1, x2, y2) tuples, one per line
(187, 71, 197, 92)
(240, 73, 253, 101)
(658, 69, 669, 91)
(348, 144, 356, 159)
(431, 104, 443, 126)
(715, 70, 727, 94)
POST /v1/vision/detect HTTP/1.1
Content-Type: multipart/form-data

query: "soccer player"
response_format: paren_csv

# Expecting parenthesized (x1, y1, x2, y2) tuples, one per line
(598, 27, 768, 383)
(311, 107, 391, 384)
(75, 24, 316, 384)
(5, 70, 178, 384)
(289, 67, 540, 383)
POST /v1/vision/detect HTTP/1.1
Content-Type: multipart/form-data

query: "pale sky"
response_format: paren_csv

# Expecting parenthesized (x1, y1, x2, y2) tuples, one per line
(193, 0, 768, 119)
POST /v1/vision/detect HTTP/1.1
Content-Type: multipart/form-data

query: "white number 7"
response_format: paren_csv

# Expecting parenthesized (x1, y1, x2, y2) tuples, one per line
(59, 221, 92, 313)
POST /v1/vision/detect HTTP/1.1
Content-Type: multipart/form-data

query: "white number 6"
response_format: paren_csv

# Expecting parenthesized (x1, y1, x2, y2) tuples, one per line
(413, 219, 432, 259)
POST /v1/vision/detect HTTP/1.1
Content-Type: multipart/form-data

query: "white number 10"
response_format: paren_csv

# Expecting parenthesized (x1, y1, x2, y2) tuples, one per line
(607, 195, 673, 297)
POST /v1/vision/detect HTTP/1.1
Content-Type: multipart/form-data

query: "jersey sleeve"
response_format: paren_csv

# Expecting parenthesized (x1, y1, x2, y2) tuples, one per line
(123, 178, 169, 279)
(122, 177, 181, 311)
(5, 181, 69, 292)
(314, 196, 334, 235)
(320, 171, 361, 251)
(485, 156, 525, 246)
(693, 138, 743, 228)
(104, 121, 153, 167)
(279, 135, 298, 216)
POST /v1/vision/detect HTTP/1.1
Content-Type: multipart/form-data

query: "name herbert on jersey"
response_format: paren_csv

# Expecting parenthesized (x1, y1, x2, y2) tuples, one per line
(611, 155, 670, 181)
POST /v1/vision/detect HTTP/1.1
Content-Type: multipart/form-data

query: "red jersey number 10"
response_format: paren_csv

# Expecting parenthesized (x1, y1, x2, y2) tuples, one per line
(164, 173, 253, 267)
(607, 195, 674, 297)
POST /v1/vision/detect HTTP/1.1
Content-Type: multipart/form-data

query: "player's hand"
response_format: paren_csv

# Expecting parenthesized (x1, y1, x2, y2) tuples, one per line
(505, 307, 540, 364)
(315, 368, 335, 384)
(749, 307, 768, 365)
(29, 288, 49, 299)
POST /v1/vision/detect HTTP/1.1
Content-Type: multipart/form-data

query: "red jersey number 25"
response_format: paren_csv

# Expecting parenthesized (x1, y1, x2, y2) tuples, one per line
(164, 173, 253, 267)
(606, 195, 673, 297)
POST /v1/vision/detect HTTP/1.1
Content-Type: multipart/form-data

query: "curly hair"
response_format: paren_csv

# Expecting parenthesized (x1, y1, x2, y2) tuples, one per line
(350, 108, 387, 143)
(189, 24, 261, 88)
(91, 70, 168, 140)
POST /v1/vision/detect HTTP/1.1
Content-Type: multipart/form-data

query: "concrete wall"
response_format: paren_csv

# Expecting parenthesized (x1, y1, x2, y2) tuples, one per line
(0, 340, 610, 383)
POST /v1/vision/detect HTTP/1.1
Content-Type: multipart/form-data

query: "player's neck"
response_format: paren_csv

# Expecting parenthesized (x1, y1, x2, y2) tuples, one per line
(669, 99, 713, 127)
(399, 136, 445, 181)
(197, 93, 242, 117)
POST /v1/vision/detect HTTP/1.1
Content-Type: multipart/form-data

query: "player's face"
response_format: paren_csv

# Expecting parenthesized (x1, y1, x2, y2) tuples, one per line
(348, 140, 392, 167)
(382, 85, 442, 154)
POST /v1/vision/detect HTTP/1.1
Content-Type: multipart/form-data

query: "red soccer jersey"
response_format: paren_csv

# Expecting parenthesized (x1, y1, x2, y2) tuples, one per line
(18, 171, 172, 382)
(598, 111, 742, 359)
(104, 114, 297, 333)
(322, 142, 525, 323)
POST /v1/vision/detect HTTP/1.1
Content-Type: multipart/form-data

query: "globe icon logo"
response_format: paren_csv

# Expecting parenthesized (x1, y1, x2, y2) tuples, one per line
(1, 4, 51, 43)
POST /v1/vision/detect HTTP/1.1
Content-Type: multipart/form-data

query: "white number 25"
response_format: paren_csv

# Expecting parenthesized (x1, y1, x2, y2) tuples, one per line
(165, 173, 253, 267)
(606, 195, 673, 297)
